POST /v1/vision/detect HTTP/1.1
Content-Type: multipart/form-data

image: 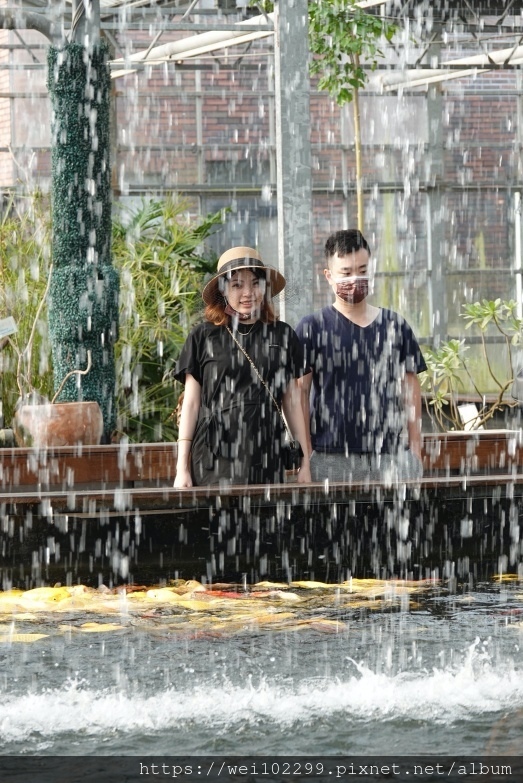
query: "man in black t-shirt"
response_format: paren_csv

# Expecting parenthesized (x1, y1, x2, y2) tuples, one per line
(296, 230, 426, 483)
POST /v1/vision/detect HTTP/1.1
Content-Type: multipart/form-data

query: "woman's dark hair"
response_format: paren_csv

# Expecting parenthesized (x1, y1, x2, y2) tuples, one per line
(324, 229, 370, 261)
(204, 268, 277, 326)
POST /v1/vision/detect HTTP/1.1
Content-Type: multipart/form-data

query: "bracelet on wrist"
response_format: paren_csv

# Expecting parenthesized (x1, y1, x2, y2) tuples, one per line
(177, 438, 193, 442)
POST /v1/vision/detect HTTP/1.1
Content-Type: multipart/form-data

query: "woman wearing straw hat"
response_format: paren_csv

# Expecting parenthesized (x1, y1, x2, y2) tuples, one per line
(173, 246, 311, 487)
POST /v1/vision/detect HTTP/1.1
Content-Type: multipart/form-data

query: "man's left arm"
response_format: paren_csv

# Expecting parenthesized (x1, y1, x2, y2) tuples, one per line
(404, 371, 422, 461)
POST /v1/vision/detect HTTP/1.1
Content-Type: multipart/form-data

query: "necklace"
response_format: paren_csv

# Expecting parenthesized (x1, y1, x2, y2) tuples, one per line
(235, 321, 258, 337)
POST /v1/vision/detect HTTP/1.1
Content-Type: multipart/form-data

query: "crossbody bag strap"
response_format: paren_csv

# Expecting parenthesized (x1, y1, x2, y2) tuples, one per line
(225, 326, 292, 441)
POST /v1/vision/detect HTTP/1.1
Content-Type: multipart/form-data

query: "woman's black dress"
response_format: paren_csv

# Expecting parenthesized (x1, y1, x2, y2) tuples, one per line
(174, 320, 305, 485)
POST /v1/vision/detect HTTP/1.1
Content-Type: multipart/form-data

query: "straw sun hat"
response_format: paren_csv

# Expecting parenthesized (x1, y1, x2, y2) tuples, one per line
(202, 246, 286, 306)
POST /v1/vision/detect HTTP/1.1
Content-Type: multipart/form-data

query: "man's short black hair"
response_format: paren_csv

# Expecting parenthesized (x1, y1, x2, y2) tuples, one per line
(324, 229, 370, 261)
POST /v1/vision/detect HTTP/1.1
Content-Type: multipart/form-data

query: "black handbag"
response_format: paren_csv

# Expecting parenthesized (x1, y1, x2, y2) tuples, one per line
(280, 437, 305, 471)
(226, 327, 304, 471)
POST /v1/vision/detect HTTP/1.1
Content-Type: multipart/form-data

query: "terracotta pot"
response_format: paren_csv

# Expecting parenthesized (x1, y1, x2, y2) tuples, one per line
(13, 401, 104, 448)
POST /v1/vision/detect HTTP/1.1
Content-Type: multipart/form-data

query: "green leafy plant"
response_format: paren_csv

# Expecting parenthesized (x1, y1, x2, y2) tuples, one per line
(420, 300, 523, 431)
(0, 192, 54, 427)
(113, 196, 223, 442)
(253, 0, 396, 229)
(1, 192, 223, 442)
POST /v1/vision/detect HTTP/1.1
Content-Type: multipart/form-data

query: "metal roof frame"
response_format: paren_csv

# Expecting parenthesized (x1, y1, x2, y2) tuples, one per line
(2, 1, 523, 91)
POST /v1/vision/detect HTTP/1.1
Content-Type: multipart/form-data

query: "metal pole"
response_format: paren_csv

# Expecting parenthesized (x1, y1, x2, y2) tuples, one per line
(426, 30, 446, 346)
(516, 70, 523, 320)
(273, 0, 313, 326)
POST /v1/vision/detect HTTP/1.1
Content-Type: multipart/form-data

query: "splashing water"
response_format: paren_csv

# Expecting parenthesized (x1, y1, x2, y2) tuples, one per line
(1, 579, 523, 755)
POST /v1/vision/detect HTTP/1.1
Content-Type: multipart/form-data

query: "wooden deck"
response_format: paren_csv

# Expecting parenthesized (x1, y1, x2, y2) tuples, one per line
(0, 430, 522, 587)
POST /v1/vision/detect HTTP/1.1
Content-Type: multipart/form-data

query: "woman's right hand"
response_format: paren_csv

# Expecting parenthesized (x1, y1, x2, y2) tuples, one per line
(174, 374, 201, 489)
(173, 469, 193, 488)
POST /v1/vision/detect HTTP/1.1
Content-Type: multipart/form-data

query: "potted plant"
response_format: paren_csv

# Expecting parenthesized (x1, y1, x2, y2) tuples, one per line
(0, 196, 103, 448)
(6, 265, 104, 448)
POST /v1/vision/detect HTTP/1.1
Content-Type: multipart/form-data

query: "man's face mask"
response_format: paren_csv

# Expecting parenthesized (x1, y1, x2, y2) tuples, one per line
(331, 275, 370, 304)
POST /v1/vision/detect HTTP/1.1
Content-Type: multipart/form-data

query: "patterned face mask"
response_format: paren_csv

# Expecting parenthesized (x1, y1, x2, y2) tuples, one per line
(332, 275, 370, 304)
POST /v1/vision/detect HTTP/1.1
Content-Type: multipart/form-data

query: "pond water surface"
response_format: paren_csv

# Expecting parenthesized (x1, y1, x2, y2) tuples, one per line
(1, 579, 522, 757)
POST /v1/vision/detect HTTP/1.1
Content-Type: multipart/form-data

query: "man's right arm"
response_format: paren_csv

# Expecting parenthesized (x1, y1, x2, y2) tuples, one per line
(295, 316, 315, 456)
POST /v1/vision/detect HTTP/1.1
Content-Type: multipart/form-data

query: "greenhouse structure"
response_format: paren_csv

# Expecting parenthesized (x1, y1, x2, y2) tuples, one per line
(0, 0, 522, 381)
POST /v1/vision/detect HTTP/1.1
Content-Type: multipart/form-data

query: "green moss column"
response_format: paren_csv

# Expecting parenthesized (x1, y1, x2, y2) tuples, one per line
(47, 42, 119, 439)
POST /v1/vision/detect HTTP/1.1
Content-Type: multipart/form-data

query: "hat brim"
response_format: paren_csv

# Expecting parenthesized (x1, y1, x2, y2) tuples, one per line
(202, 263, 286, 305)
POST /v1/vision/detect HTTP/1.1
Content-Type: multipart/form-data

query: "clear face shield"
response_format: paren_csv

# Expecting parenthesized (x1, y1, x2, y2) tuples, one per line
(219, 271, 267, 294)
(219, 270, 267, 319)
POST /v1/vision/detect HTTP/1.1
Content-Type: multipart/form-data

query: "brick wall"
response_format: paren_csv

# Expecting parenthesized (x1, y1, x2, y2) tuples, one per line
(1, 21, 522, 337)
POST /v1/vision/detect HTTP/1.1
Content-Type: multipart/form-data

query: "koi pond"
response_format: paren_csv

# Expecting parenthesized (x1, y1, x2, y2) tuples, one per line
(1, 578, 522, 757)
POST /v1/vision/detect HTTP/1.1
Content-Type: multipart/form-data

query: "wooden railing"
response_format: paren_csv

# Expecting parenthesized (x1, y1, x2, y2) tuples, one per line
(0, 441, 177, 492)
(422, 429, 523, 475)
(0, 429, 521, 495)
